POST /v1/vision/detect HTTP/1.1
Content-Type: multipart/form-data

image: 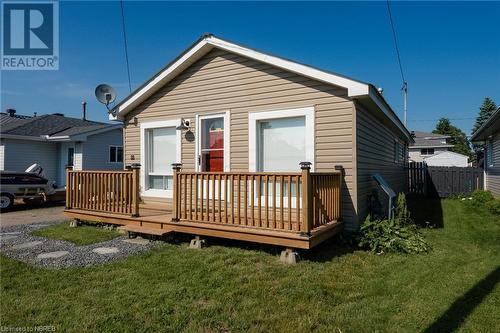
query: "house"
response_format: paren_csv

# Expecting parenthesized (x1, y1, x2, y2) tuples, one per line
(423, 151, 469, 167)
(409, 131, 469, 167)
(64, 34, 412, 251)
(0, 109, 123, 187)
(471, 108, 500, 196)
(409, 131, 468, 167)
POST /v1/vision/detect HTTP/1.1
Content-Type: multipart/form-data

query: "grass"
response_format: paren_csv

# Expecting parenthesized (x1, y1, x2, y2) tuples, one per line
(1, 198, 499, 332)
(31, 222, 121, 245)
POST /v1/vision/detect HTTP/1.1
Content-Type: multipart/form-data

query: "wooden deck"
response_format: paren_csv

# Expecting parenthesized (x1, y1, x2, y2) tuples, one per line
(64, 166, 344, 250)
(64, 205, 343, 249)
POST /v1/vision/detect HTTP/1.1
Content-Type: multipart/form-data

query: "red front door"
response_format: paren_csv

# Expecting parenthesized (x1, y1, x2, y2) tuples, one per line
(200, 117, 224, 172)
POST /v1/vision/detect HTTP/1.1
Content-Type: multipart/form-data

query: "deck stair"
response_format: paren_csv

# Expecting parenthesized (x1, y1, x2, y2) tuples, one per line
(119, 224, 173, 236)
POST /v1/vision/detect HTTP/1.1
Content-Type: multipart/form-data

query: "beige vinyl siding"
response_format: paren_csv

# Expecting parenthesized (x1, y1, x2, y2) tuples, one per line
(356, 103, 407, 225)
(486, 132, 500, 196)
(124, 49, 357, 226)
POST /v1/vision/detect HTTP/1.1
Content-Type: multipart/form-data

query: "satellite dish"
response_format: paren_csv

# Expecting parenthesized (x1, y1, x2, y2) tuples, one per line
(95, 84, 117, 107)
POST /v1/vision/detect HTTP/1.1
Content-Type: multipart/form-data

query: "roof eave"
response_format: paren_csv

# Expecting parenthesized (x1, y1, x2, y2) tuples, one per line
(471, 108, 500, 141)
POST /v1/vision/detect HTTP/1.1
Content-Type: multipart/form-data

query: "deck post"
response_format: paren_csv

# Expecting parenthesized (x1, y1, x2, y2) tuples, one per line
(334, 165, 344, 220)
(300, 162, 313, 233)
(131, 163, 141, 217)
(172, 163, 183, 222)
(65, 165, 73, 209)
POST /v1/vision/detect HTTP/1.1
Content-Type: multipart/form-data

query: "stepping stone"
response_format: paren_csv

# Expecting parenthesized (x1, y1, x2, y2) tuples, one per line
(0, 235, 18, 241)
(37, 251, 69, 259)
(123, 237, 149, 245)
(12, 241, 43, 250)
(0, 231, 22, 235)
(92, 247, 119, 255)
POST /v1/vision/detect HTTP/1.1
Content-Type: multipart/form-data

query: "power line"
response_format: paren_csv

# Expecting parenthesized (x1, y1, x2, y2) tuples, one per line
(409, 117, 476, 122)
(386, 0, 408, 127)
(120, 0, 132, 93)
(386, 0, 405, 83)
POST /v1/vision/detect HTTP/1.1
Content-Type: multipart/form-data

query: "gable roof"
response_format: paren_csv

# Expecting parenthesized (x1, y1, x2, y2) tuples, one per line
(410, 130, 453, 148)
(110, 34, 411, 141)
(412, 131, 450, 139)
(424, 150, 469, 160)
(0, 113, 121, 141)
(471, 107, 500, 141)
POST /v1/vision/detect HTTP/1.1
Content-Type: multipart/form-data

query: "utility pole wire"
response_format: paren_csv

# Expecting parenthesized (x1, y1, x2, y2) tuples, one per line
(120, 0, 132, 93)
(386, 0, 405, 83)
(386, 0, 408, 127)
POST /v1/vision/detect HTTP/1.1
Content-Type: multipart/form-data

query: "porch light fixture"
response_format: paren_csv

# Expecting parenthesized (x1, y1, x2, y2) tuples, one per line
(176, 118, 190, 131)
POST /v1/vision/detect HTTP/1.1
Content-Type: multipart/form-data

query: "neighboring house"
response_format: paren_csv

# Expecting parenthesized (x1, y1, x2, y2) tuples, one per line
(106, 34, 412, 230)
(424, 151, 469, 167)
(409, 130, 468, 167)
(471, 108, 500, 196)
(0, 109, 123, 187)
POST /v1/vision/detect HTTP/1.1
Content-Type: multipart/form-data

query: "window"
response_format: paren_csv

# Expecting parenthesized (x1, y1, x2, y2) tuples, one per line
(109, 146, 123, 163)
(147, 127, 176, 190)
(420, 148, 435, 156)
(249, 106, 315, 172)
(258, 116, 306, 172)
(67, 147, 74, 166)
(487, 141, 494, 167)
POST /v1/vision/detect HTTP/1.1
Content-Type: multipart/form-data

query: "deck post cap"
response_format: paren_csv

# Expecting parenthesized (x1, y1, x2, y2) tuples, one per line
(65, 165, 73, 170)
(171, 163, 183, 170)
(130, 163, 141, 169)
(299, 161, 312, 170)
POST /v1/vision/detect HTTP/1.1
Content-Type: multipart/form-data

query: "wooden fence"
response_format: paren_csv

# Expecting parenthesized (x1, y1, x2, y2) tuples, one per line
(66, 167, 140, 216)
(172, 167, 342, 233)
(407, 162, 484, 197)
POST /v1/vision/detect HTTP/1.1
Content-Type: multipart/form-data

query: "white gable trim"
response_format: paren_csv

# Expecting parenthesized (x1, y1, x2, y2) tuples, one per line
(111, 35, 369, 120)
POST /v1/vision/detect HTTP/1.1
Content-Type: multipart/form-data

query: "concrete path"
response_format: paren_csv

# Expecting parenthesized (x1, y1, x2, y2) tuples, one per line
(0, 222, 158, 268)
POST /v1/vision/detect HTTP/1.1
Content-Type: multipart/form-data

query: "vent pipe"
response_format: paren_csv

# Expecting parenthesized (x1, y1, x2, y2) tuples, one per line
(82, 101, 87, 121)
(6, 108, 16, 117)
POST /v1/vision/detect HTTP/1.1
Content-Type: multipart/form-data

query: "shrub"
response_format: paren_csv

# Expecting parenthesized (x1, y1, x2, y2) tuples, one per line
(358, 193, 431, 254)
(485, 199, 500, 216)
(471, 190, 495, 204)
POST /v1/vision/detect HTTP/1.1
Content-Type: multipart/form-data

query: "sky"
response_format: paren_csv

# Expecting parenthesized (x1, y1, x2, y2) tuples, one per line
(1, 1, 499, 135)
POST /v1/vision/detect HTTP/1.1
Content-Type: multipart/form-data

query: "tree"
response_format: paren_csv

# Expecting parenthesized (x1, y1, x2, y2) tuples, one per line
(472, 97, 497, 135)
(471, 98, 498, 165)
(433, 118, 471, 157)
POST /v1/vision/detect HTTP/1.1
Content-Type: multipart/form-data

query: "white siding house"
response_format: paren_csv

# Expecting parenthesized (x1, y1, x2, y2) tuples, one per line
(0, 111, 123, 187)
(424, 151, 469, 167)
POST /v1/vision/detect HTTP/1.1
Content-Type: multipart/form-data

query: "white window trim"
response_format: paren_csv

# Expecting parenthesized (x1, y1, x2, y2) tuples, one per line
(194, 111, 231, 172)
(248, 106, 315, 172)
(140, 119, 182, 198)
(108, 145, 123, 164)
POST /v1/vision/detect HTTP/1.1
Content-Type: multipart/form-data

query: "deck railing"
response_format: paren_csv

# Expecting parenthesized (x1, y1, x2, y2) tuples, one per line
(66, 165, 140, 216)
(172, 164, 342, 233)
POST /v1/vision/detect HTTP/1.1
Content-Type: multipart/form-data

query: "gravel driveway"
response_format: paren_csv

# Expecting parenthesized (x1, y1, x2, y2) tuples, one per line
(0, 203, 67, 228)
(0, 222, 159, 268)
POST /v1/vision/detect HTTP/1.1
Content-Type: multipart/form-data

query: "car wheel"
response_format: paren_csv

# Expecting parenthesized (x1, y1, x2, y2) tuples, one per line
(0, 193, 14, 210)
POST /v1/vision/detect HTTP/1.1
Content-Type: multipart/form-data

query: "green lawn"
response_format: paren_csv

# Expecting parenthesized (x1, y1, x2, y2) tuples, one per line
(1, 198, 499, 332)
(31, 222, 120, 245)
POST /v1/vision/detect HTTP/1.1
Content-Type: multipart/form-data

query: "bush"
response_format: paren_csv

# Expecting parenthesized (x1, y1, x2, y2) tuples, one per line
(358, 193, 431, 254)
(471, 190, 495, 205)
(485, 199, 500, 216)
